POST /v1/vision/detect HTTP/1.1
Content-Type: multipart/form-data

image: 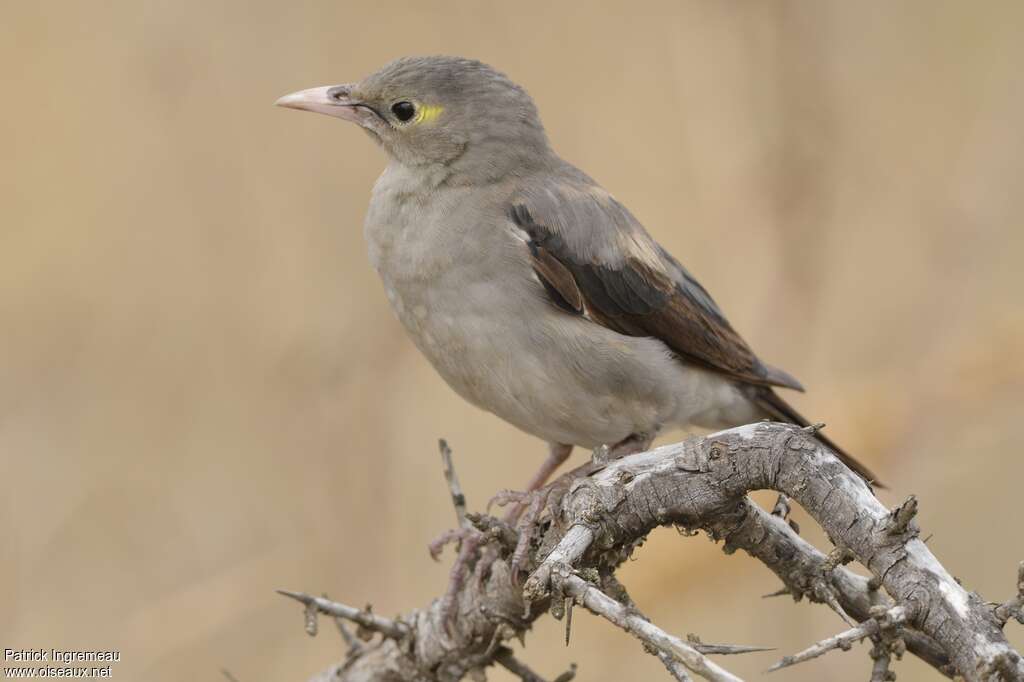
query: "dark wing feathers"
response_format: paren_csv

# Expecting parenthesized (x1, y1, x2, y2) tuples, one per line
(510, 183, 803, 391)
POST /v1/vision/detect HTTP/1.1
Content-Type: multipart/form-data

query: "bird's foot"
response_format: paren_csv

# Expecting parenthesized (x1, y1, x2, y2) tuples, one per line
(430, 526, 486, 632)
(487, 488, 531, 515)
(428, 526, 480, 562)
(489, 487, 557, 581)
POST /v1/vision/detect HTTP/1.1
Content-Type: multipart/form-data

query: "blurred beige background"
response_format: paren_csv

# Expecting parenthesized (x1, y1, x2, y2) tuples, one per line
(2, 1, 1022, 680)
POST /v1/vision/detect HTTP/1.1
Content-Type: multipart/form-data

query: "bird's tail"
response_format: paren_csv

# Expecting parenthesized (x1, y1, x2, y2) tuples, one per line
(751, 388, 885, 489)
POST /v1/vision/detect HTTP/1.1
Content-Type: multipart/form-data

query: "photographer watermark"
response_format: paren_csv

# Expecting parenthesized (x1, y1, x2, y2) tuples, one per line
(4, 649, 121, 678)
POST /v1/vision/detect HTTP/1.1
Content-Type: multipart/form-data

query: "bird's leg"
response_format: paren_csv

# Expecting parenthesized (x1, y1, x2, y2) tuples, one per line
(524, 442, 575, 495)
(509, 442, 573, 515)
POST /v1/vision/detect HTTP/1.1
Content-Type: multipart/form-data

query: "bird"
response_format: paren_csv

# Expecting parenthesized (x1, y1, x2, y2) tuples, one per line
(275, 55, 881, 496)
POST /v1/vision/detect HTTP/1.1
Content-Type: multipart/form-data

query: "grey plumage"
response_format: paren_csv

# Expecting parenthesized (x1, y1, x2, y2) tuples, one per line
(276, 55, 880, 485)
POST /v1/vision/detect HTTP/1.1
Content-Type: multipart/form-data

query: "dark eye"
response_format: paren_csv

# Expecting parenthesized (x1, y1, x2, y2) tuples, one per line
(391, 101, 416, 122)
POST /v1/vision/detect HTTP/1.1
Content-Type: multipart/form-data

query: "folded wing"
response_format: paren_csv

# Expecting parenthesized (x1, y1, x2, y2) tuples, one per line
(510, 176, 803, 392)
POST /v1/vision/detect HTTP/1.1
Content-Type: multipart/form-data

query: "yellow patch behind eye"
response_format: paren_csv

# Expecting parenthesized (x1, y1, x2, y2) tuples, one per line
(416, 104, 444, 124)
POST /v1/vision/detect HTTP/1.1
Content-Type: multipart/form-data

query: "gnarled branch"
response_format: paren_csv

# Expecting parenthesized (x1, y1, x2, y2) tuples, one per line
(282, 422, 1023, 682)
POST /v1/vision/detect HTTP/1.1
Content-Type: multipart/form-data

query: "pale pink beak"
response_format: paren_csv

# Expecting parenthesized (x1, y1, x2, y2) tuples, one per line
(275, 84, 378, 127)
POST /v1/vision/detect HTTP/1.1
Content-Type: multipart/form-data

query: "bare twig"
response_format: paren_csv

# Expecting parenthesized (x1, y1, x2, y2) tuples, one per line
(439, 439, 468, 528)
(276, 590, 408, 640)
(558, 571, 742, 682)
(768, 606, 906, 672)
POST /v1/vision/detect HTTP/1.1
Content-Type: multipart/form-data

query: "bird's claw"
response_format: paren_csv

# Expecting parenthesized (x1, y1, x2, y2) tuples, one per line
(428, 526, 481, 562)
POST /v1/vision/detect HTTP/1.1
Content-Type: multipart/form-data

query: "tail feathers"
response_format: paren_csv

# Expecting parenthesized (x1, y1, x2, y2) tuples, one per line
(762, 363, 805, 393)
(752, 389, 885, 489)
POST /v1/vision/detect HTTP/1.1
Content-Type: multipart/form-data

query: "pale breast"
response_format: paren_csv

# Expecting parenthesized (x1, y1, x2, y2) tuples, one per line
(365, 168, 527, 409)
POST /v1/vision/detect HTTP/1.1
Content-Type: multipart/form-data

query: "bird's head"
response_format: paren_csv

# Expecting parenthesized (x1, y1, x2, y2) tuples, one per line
(276, 56, 552, 180)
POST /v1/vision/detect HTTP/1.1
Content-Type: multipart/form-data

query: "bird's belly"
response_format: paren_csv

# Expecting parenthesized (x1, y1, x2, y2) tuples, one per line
(381, 274, 541, 420)
(381, 271, 754, 447)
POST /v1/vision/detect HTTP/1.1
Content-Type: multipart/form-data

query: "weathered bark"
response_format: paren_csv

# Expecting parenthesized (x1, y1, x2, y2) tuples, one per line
(283, 423, 1024, 681)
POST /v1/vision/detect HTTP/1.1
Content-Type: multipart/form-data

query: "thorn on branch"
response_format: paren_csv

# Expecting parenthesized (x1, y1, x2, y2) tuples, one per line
(802, 422, 826, 434)
(768, 606, 906, 673)
(686, 634, 774, 656)
(564, 597, 574, 646)
(276, 590, 408, 641)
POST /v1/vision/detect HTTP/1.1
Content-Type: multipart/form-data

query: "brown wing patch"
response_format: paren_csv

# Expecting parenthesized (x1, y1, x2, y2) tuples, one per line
(511, 201, 803, 391)
(528, 241, 584, 315)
